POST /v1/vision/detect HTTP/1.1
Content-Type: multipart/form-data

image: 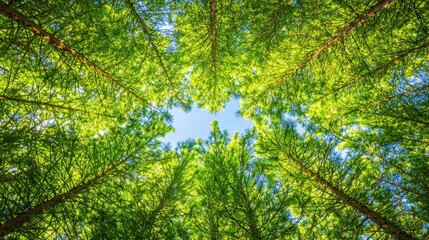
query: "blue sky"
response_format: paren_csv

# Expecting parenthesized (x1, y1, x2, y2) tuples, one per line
(161, 99, 253, 146)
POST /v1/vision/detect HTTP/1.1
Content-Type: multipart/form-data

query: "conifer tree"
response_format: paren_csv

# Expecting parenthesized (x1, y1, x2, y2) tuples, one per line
(1, 0, 428, 238)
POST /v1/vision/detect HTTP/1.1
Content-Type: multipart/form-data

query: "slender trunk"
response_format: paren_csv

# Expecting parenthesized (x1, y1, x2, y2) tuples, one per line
(285, 155, 416, 240)
(0, 95, 114, 117)
(242, 190, 262, 240)
(236, 171, 262, 240)
(274, 0, 396, 86)
(0, 160, 126, 237)
(316, 40, 429, 102)
(123, 0, 193, 107)
(209, 0, 217, 71)
(0, 2, 144, 101)
(142, 163, 182, 235)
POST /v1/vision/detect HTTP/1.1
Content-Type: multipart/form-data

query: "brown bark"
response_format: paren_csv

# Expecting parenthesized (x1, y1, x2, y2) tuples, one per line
(210, 0, 217, 70)
(274, 0, 396, 86)
(285, 155, 416, 240)
(0, 160, 126, 237)
(0, 2, 144, 101)
(0, 95, 114, 117)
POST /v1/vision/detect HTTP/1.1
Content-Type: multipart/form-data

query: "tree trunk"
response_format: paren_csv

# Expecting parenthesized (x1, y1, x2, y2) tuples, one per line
(274, 0, 396, 86)
(209, 0, 217, 70)
(316, 40, 429, 102)
(0, 2, 144, 101)
(141, 162, 183, 236)
(286, 155, 416, 240)
(0, 160, 126, 237)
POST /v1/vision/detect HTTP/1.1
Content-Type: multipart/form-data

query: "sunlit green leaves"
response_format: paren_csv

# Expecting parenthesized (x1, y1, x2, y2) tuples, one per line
(1, 0, 428, 238)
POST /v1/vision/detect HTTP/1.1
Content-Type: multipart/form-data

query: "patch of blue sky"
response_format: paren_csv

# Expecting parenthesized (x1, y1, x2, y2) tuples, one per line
(161, 99, 253, 146)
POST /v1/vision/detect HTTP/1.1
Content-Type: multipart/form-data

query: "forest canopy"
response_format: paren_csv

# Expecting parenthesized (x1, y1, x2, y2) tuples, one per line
(1, 0, 428, 239)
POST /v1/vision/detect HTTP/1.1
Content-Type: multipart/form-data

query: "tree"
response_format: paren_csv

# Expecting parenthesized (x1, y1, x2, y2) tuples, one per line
(0, 158, 125, 237)
(193, 122, 299, 239)
(1, 0, 428, 238)
(174, 0, 251, 111)
(69, 141, 196, 239)
(256, 119, 419, 239)
(0, 107, 171, 238)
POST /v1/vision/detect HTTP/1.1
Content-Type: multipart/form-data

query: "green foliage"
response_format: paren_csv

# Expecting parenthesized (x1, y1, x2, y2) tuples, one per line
(192, 123, 298, 239)
(1, 0, 428, 239)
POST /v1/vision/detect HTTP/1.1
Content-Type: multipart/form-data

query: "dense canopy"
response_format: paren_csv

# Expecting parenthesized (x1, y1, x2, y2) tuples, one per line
(1, 0, 428, 239)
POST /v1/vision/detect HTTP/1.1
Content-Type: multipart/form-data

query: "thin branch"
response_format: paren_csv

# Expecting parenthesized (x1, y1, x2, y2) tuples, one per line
(378, 177, 421, 196)
(316, 40, 429, 102)
(373, 83, 429, 105)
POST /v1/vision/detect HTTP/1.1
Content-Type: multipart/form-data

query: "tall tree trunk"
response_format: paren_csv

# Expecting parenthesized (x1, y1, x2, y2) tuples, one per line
(0, 160, 126, 237)
(123, 0, 191, 107)
(283, 155, 416, 240)
(316, 40, 429, 102)
(209, 0, 217, 69)
(0, 2, 145, 102)
(274, 0, 396, 86)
